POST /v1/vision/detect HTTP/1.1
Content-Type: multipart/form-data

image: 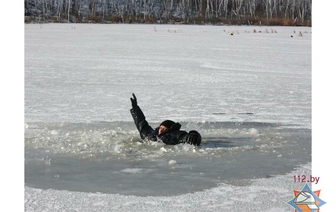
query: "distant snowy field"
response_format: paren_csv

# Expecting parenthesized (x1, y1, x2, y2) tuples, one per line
(25, 24, 311, 211)
(25, 24, 311, 126)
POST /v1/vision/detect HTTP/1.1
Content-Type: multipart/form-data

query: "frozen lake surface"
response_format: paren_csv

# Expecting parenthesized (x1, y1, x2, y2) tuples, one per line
(25, 24, 311, 211)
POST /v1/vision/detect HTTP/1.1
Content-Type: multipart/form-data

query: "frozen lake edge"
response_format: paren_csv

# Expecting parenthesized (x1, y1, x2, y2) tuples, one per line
(25, 162, 311, 212)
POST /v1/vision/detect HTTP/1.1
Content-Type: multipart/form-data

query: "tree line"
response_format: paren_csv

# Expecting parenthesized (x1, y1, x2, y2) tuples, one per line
(24, 0, 312, 26)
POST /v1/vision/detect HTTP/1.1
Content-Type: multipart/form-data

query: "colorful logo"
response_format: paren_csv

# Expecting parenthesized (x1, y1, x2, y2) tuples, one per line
(287, 183, 326, 212)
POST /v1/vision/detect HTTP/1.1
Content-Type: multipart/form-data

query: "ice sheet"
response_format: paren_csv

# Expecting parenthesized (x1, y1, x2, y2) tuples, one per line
(25, 24, 312, 211)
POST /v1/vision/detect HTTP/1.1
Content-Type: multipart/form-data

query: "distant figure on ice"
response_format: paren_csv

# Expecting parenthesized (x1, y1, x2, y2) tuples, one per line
(130, 93, 202, 146)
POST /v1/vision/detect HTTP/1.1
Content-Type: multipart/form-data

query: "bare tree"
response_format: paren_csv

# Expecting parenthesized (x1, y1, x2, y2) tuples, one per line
(25, 0, 312, 24)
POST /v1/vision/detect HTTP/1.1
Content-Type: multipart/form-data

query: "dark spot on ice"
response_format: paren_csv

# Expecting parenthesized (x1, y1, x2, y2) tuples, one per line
(213, 112, 226, 115)
(237, 112, 254, 115)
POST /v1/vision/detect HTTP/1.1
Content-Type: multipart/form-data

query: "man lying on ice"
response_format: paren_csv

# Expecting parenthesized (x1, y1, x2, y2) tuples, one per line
(130, 93, 202, 146)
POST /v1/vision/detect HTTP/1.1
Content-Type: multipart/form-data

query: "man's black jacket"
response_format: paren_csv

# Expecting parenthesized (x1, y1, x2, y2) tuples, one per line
(130, 105, 189, 145)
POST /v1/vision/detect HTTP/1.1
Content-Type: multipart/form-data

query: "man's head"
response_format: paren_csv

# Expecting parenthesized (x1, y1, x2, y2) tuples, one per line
(158, 120, 175, 135)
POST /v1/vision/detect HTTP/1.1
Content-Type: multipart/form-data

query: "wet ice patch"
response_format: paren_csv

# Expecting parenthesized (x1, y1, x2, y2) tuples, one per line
(168, 160, 177, 165)
(121, 168, 144, 174)
(50, 130, 59, 135)
(24, 163, 312, 212)
(174, 143, 197, 152)
(25, 121, 311, 196)
(248, 128, 259, 136)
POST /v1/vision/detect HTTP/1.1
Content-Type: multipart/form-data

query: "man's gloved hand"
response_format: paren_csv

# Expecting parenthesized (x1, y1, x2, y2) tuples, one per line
(130, 93, 138, 108)
(185, 130, 202, 146)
